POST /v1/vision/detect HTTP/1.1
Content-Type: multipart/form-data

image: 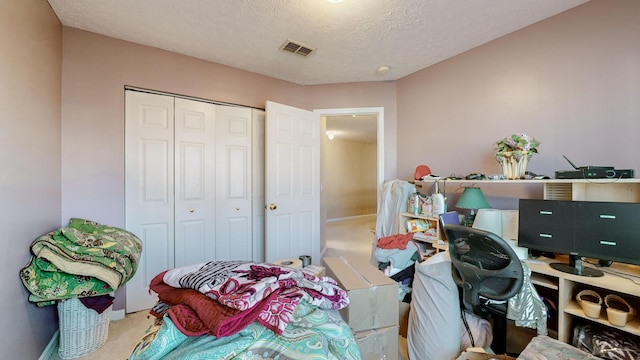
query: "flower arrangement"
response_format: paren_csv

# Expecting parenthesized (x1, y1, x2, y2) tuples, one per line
(495, 133, 540, 155)
(495, 133, 540, 179)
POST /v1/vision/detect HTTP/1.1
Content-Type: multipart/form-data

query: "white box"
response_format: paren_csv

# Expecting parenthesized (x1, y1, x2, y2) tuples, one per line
(323, 256, 399, 332)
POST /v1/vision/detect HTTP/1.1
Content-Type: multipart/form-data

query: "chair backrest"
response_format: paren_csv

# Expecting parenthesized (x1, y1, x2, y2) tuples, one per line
(444, 224, 524, 316)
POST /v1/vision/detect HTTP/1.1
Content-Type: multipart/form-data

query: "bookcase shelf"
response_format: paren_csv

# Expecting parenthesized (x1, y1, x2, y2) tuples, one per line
(398, 212, 447, 253)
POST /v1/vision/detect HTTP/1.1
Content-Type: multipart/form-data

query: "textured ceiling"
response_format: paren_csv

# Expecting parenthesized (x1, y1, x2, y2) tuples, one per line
(47, 0, 589, 86)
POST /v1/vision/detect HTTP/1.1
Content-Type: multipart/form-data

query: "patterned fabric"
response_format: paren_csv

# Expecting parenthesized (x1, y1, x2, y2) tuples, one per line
(162, 261, 349, 335)
(148, 270, 261, 338)
(518, 335, 601, 360)
(573, 323, 640, 360)
(507, 260, 548, 335)
(129, 300, 361, 360)
(19, 218, 142, 306)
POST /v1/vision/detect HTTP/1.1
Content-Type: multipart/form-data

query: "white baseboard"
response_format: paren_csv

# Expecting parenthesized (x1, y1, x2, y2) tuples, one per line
(39, 330, 58, 360)
(111, 308, 125, 321)
(327, 213, 376, 222)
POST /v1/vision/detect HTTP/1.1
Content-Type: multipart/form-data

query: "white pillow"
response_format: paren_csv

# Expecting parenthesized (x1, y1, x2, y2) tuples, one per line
(407, 252, 461, 359)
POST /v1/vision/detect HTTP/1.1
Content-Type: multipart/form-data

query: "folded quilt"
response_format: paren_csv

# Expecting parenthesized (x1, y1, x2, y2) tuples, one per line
(19, 218, 142, 306)
(160, 260, 349, 335)
(149, 271, 269, 338)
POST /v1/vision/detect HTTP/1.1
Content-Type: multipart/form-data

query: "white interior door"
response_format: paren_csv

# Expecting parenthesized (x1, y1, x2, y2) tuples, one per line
(265, 101, 321, 264)
(173, 98, 216, 267)
(125, 91, 175, 313)
(214, 105, 253, 260)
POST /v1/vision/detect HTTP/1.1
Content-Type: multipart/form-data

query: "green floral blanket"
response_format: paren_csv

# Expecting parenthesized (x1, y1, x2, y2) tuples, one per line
(129, 300, 361, 360)
(20, 218, 142, 306)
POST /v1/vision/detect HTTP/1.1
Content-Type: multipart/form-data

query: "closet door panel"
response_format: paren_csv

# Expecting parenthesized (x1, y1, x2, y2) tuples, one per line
(252, 110, 266, 262)
(125, 91, 175, 313)
(174, 98, 217, 266)
(215, 106, 253, 260)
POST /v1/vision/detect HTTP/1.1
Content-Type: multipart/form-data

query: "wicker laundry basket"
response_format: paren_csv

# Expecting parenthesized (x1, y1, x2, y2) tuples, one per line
(57, 297, 112, 359)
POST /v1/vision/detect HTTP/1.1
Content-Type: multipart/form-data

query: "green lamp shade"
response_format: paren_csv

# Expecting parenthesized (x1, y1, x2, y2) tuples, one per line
(455, 187, 491, 210)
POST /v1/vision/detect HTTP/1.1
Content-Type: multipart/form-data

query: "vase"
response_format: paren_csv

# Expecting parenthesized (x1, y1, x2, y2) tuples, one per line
(496, 150, 531, 179)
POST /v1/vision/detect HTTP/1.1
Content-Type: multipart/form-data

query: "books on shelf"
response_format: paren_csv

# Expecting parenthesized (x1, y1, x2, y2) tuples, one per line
(412, 232, 431, 241)
(439, 211, 460, 229)
(406, 219, 429, 233)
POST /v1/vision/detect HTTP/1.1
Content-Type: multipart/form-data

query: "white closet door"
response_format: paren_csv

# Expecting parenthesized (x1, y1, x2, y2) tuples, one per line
(173, 98, 217, 267)
(125, 91, 175, 313)
(214, 105, 253, 260)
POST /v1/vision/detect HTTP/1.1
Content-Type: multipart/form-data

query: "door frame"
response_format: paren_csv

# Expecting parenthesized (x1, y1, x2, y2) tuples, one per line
(314, 107, 384, 257)
(314, 107, 384, 187)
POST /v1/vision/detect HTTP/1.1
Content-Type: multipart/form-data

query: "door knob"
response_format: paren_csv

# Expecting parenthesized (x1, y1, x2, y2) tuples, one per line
(235, 207, 240, 210)
(189, 209, 195, 213)
(269, 204, 277, 210)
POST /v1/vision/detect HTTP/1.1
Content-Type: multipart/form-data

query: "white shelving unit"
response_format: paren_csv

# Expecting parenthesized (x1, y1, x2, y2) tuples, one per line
(398, 212, 448, 255)
(527, 256, 640, 343)
(415, 178, 640, 202)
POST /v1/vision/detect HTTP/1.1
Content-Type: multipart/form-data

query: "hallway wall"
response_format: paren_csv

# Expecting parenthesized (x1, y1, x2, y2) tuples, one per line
(323, 137, 377, 219)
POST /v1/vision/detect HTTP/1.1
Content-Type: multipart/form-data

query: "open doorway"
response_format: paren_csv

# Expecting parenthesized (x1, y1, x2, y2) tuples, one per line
(322, 114, 377, 220)
(314, 107, 384, 256)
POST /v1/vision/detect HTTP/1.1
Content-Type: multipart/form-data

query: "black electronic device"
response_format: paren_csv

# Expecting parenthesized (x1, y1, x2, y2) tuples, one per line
(555, 168, 635, 179)
(555, 155, 635, 179)
(518, 199, 640, 277)
(562, 155, 613, 171)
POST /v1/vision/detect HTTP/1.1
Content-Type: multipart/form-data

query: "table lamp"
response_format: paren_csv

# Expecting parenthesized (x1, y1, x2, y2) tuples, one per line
(455, 187, 491, 226)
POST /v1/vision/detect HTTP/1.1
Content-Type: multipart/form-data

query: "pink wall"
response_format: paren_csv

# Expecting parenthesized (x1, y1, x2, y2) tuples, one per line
(1, 1, 62, 358)
(397, 0, 640, 185)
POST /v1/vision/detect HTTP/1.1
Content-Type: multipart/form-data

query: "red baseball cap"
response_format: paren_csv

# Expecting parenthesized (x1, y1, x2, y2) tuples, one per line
(414, 165, 432, 180)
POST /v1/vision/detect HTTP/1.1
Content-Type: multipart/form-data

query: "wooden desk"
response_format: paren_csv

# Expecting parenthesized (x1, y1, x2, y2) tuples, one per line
(526, 255, 640, 343)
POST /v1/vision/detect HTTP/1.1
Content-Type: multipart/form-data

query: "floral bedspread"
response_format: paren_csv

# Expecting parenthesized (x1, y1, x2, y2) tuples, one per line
(19, 218, 142, 306)
(161, 260, 349, 335)
(129, 299, 361, 360)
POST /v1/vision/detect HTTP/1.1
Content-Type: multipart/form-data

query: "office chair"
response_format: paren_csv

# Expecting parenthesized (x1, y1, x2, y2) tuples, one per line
(444, 224, 524, 354)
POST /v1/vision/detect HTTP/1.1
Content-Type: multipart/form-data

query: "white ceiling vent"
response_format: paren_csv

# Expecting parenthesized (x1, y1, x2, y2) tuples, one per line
(280, 39, 315, 57)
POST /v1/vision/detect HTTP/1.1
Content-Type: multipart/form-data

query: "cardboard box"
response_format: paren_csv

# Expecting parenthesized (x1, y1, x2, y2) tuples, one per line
(354, 325, 400, 360)
(323, 256, 399, 332)
(398, 301, 410, 338)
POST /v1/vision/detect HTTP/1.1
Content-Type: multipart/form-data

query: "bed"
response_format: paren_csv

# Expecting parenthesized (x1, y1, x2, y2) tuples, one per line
(128, 260, 361, 360)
